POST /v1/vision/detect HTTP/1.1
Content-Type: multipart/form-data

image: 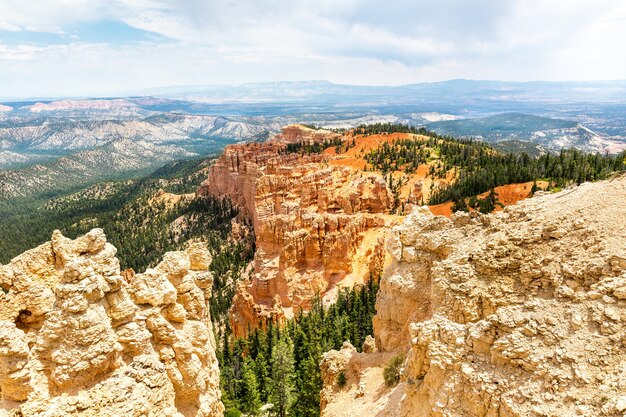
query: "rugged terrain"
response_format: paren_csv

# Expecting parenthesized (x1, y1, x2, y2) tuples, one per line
(321, 174, 626, 417)
(0, 139, 197, 199)
(0, 113, 281, 199)
(198, 124, 556, 337)
(0, 229, 223, 416)
(0, 113, 274, 155)
(198, 125, 404, 336)
(2, 116, 625, 416)
(428, 113, 625, 154)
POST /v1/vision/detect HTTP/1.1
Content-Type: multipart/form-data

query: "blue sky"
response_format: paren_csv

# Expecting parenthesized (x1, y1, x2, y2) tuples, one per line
(1, 0, 625, 97)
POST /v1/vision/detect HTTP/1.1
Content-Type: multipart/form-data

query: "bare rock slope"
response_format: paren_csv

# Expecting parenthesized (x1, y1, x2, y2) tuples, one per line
(323, 175, 626, 417)
(0, 229, 223, 416)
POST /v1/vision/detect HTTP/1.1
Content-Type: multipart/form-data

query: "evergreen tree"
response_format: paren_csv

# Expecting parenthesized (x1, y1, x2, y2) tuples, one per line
(291, 355, 322, 417)
(270, 338, 295, 417)
(531, 179, 539, 195)
(452, 195, 468, 212)
(237, 357, 262, 415)
(254, 351, 270, 402)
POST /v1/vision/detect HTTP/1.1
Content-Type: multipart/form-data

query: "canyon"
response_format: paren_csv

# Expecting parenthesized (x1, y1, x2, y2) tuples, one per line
(199, 125, 445, 337)
(0, 229, 223, 416)
(1, 122, 624, 416)
(199, 124, 550, 337)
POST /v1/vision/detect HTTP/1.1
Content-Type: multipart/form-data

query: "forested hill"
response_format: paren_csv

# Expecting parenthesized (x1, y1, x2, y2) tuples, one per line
(0, 156, 256, 346)
(1, 158, 208, 266)
(358, 123, 626, 211)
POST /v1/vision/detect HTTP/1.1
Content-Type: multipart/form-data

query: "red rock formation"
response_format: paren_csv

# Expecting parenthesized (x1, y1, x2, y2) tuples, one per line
(198, 125, 399, 336)
(276, 124, 339, 145)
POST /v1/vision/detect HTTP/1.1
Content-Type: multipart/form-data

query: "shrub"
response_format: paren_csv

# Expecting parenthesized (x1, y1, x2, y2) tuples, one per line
(337, 371, 347, 388)
(224, 409, 242, 417)
(383, 355, 404, 387)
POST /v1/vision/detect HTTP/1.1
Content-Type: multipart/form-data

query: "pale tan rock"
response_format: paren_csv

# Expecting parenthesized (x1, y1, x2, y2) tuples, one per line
(362, 335, 377, 354)
(320, 344, 399, 417)
(320, 342, 357, 410)
(0, 230, 223, 417)
(0, 322, 31, 401)
(131, 268, 177, 307)
(323, 175, 626, 417)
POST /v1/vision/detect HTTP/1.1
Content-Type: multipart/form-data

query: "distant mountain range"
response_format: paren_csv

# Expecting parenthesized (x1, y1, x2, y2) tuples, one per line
(0, 114, 278, 168)
(0, 139, 194, 199)
(426, 113, 622, 153)
(1, 79, 626, 200)
(4, 79, 626, 113)
(128, 79, 626, 107)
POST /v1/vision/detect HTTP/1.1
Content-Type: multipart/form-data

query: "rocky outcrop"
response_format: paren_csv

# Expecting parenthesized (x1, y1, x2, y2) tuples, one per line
(323, 175, 626, 416)
(320, 342, 358, 411)
(199, 125, 399, 336)
(276, 124, 339, 145)
(319, 341, 396, 417)
(0, 229, 223, 416)
(200, 124, 552, 338)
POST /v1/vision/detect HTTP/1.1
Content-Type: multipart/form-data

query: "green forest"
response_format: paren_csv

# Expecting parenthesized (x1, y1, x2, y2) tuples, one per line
(360, 123, 626, 209)
(0, 158, 255, 326)
(0, 158, 213, 264)
(219, 278, 379, 417)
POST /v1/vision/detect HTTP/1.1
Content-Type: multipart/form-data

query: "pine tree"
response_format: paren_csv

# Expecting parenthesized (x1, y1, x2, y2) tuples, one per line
(291, 355, 322, 417)
(270, 338, 295, 417)
(238, 357, 262, 415)
(254, 351, 270, 402)
(452, 196, 468, 212)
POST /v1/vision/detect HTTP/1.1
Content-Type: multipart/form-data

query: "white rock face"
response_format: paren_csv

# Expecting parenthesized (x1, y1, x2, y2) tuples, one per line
(323, 175, 626, 417)
(0, 229, 223, 417)
(379, 176, 626, 416)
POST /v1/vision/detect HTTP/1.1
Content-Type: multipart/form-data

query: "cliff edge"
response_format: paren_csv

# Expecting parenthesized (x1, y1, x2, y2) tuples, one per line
(322, 174, 626, 417)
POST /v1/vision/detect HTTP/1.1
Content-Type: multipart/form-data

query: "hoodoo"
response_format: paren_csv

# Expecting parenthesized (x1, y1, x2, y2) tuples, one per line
(0, 229, 223, 416)
(198, 125, 404, 337)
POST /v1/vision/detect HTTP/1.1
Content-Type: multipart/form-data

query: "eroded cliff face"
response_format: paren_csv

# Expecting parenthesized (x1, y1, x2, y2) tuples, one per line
(0, 229, 223, 417)
(322, 175, 626, 417)
(199, 125, 402, 336)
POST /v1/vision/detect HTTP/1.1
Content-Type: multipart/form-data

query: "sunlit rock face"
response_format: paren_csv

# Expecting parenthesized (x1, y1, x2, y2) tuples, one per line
(199, 124, 400, 337)
(0, 229, 223, 417)
(323, 175, 626, 417)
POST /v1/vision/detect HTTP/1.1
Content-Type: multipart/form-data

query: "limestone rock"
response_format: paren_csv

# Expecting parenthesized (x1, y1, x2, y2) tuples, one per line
(0, 229, 223, 417)
(362, 335, 377, 354)
(276, 124, 339, 145)
(199, 125, 400, 337)
(320, 342, 357, 410)
(324, 175, 626, 417)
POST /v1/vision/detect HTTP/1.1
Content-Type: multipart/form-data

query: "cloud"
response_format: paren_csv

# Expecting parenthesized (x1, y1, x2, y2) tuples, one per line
(0, 0, 625, 97)
(0, 21, 22, 32)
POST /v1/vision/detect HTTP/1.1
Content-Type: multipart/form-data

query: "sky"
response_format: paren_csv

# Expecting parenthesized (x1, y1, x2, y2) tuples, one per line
(0, 0, 625, 97)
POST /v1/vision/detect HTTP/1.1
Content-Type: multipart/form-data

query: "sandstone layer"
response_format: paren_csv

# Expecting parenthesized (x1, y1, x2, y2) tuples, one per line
(198, 125, 402, 336)
(200, 124, 552, 337)
(0, 229, 223, 416)
(322, 175, 626, 417)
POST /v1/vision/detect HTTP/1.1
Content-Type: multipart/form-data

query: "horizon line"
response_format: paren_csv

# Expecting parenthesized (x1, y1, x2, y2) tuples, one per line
(2, 78, 626, 103)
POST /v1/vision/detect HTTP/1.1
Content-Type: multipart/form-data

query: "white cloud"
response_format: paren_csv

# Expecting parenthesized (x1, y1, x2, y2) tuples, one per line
(0, 0, 625, 96)
(0, 21, 22, 31)
(0, 43, 51, 60)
